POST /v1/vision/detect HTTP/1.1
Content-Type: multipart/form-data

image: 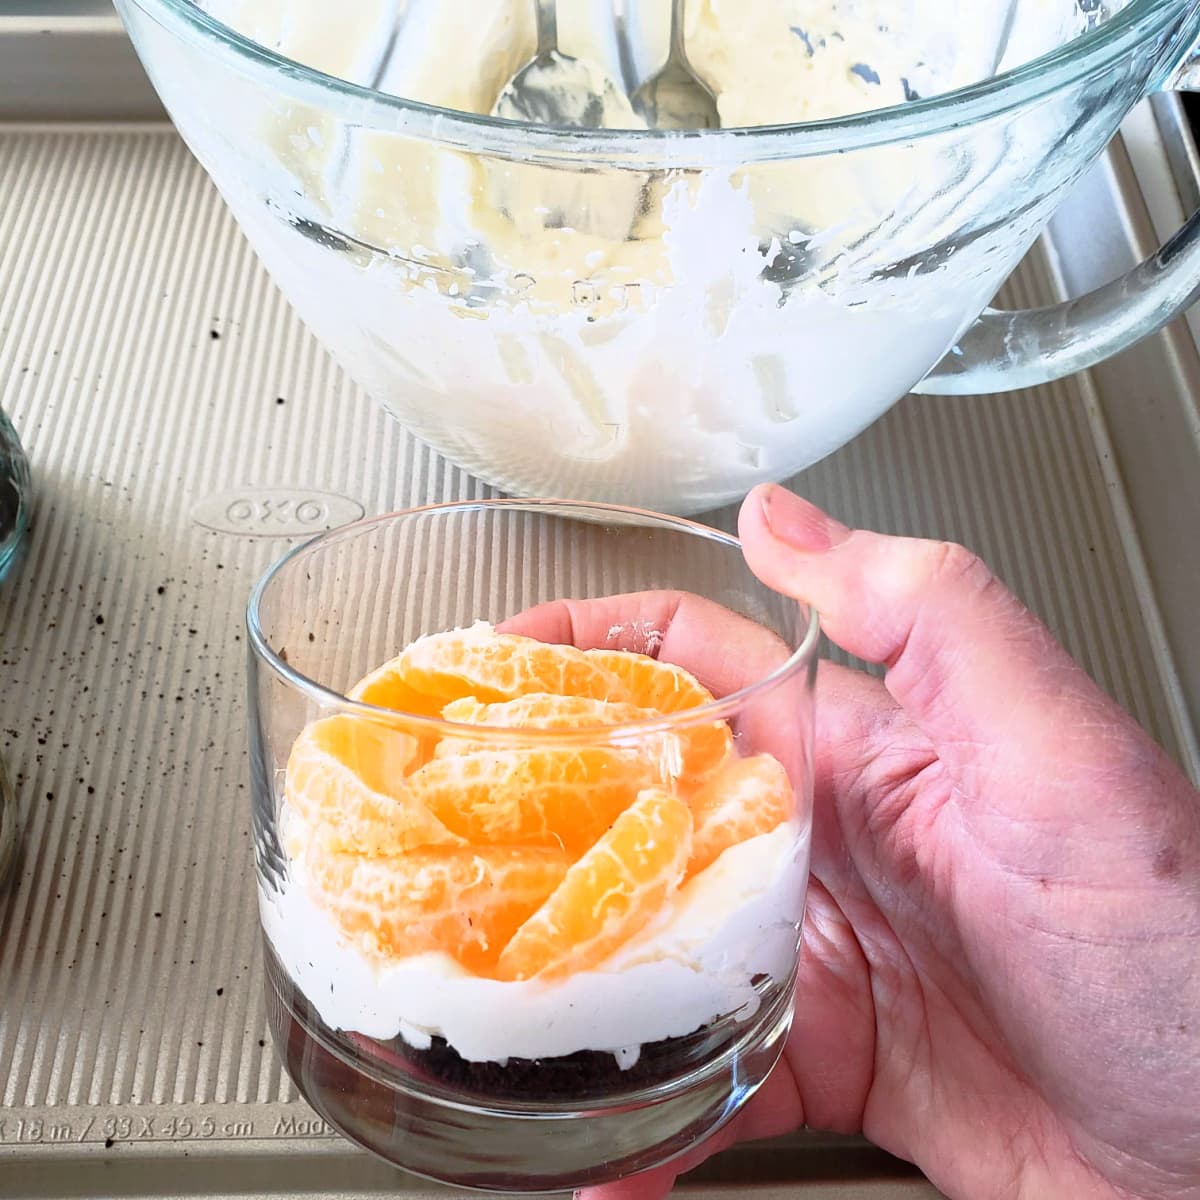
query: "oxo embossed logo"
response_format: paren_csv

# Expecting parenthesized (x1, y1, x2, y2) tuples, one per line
(192, 488, 364, 537)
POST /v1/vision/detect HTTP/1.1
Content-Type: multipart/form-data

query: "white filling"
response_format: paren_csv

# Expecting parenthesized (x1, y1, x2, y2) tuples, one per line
(182, 0, 1112, 513)
(261, 821, 809, 1066)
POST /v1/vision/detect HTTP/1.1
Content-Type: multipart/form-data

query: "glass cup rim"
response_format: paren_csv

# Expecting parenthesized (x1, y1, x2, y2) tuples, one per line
(128, 0, 1187, 163)
(246, 498, 821, 743)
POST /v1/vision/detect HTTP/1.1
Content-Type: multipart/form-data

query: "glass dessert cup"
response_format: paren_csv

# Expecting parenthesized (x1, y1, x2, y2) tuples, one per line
(246, 500, 819, 1191)
(0, 406, 29, 581)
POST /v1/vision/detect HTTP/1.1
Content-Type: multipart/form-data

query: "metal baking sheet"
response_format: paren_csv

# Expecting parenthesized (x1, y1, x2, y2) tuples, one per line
(0, 5, 163, 121)
(1, 96, 1197, 1198)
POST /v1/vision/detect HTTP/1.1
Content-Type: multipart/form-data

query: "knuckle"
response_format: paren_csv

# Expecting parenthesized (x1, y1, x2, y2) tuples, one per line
(920, 539, 994, 597)
(879, 538, 1007, 673)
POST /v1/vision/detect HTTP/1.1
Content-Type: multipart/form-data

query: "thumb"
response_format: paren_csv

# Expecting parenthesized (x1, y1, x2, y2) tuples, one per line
(573, 1171, 677, 1200)
(737, 484, 1152, 789)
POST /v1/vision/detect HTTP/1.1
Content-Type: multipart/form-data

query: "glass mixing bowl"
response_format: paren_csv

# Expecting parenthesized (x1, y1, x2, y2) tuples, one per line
(117, 0, 1200, 514)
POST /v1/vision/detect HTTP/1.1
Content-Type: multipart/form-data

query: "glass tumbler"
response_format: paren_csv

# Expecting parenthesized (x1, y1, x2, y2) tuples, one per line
(246, 500, 818, 1191)
(0, 407, 29, 885)
(0, 406, 29, 581)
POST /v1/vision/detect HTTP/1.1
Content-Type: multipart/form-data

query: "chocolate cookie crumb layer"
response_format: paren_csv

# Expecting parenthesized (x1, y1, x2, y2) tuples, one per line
(381, 1024, 739, 1102)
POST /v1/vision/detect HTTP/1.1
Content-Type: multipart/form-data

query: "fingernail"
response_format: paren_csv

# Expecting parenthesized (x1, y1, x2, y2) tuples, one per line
(760, 486, 849, 552)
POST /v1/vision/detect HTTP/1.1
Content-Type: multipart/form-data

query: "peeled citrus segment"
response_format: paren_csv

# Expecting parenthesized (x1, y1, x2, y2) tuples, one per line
(305, 844, 570, 974)
(407, 748, 652, 855)
(687, 753, 793, 877)
(399, 625, 627, 705)
(495, 787, 693, 982)
(584, 649, 716, 713)
(442, 693, 653, 730)
(348, 658, 454, 771)
(348, 658, 449, 718)
(284, 715, 460, 855)
(436, 693, 653, 765)
(439, 691, 732, 786)
(578, 654, 730, 783)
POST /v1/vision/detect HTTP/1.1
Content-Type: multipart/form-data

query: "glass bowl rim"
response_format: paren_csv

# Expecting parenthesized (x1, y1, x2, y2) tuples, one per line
(246, 498, 821, 743)
(123, 0, 1190, 163)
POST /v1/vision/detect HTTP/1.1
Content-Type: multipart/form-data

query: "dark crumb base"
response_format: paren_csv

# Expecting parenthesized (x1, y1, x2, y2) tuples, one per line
(376, 1022, 738, 1102)
(268, 940, 773, 1105)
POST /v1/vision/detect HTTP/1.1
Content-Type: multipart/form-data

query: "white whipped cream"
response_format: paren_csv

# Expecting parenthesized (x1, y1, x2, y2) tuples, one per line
(219, 168, 990, 513)
(188, 0, 1112, 512)
(261, 821, 809, 1066)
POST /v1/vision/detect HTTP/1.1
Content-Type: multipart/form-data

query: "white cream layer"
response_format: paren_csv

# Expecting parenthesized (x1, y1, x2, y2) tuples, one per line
(183, 0, 1100, 513)
(261, 821, 808, 1066)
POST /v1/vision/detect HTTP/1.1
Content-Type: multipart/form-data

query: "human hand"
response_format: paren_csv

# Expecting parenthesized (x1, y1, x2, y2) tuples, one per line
(514, 485, 1200, 1200)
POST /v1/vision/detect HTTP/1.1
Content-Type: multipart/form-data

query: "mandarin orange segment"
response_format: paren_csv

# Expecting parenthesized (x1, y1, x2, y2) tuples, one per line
(406, 748, 652, 855)
(581, 651, 732, 779)
(348, 658, 450, 718)
(686, 753, 793, 877)
(348, 658, 454, 770)
(305, 844, 570, 973)
(439, 691, 732, 787)
(284, 715, 460, 854)
(441, 693, 653, 730)
(495, 787, 693, 982)
(399, 626, 626, 705)
(584, 649, 716, 714)
(661, 719, 733, 790)
(437, 692, 654, 767)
